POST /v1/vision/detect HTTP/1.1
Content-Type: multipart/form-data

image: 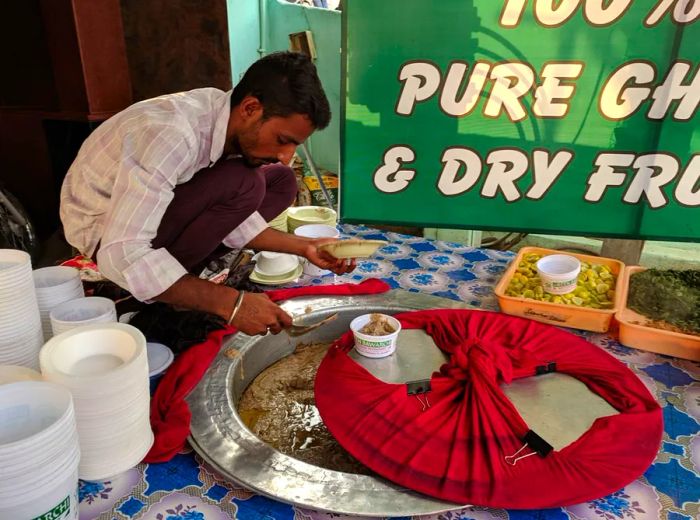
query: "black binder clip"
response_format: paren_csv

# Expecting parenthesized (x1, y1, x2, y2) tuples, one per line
(406, 379, 431, 411)
(535, 362, 557, 375)
(504, 430, 553, 466)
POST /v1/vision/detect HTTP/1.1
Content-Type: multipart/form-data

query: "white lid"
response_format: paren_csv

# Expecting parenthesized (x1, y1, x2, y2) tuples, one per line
(146, 342, 174, 377)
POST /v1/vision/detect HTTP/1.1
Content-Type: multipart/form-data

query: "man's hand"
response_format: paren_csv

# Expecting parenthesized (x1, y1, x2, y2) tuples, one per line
(230, 291, 293, 336)
(303, 238, 356, 275)
(155, 274, 291, 336)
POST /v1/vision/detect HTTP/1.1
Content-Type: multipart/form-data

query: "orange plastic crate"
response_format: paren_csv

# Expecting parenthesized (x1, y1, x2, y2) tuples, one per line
(494, 247, 625, 333)
(616, 266, 700, 361)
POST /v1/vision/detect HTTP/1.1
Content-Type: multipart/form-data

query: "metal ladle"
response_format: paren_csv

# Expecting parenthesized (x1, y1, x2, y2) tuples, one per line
(286, 313, 338, 337)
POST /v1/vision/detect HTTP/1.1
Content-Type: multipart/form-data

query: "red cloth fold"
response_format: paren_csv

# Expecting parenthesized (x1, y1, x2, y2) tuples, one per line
(315, 309, 663, 508)
(145, 279, 391, 462)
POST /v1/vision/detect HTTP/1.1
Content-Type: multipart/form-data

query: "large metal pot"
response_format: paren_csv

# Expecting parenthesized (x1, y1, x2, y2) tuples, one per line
(188, 289, 617, 516)
(187, 290, 468, 516)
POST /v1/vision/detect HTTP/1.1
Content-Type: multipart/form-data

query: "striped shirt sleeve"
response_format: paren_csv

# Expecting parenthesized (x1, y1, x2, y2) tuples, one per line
(95, 123, 194, 301)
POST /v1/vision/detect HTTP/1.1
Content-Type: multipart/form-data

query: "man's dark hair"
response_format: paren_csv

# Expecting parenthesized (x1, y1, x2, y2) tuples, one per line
(231, 51, 331, 130)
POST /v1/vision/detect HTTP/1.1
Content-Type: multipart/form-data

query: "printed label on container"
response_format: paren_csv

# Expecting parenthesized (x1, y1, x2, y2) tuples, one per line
(356, 338, 395, 357)
(524, 308, 570, 324)
(32, 496, 71, 520)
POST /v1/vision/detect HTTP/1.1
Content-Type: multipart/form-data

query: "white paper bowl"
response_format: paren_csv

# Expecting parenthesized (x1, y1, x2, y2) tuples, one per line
(287, 206, 337, 232)
(253, 251, 300, 277)
(294, 224, 340, 276)
(40, 323, 147, 380)
(49, 297, 117, 335)
(350, 314, 401, 358)
(0, 249, 32, 278)
(33, 266, 81, 291)
(0, 366, 42, 386)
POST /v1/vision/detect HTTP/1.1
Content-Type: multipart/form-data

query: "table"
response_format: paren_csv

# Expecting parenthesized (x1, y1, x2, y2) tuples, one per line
(78, 224, 700, 520)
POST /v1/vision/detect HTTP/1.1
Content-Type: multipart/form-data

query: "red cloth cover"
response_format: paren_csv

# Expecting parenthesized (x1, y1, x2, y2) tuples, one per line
(315, 309, 663, 508)
(145, 279, 391, 462)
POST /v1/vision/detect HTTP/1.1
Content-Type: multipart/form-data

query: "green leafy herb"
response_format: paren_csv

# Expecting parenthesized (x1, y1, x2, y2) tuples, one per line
(628, 269, 700, 335)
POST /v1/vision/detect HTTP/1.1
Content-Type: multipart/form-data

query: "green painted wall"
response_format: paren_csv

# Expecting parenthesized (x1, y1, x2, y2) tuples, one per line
(226, 0, 261, 84)
(227, 0, 341, 172)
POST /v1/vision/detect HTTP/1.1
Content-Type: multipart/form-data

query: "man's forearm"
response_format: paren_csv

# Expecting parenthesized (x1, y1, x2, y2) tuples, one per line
(155, 274, 238, 320)
(246, 227, 312, 256)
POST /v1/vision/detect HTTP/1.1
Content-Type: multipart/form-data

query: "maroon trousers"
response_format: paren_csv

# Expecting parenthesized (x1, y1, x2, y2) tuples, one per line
(152, 158, 297, 272)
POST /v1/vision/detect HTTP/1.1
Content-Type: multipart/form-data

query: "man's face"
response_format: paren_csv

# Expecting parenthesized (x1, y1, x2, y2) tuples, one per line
(234, 112, 315, 168)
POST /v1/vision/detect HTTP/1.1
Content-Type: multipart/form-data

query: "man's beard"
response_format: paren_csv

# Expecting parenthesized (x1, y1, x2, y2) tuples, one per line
(242, 155, 278, 168)
(231, 134, 277, 168)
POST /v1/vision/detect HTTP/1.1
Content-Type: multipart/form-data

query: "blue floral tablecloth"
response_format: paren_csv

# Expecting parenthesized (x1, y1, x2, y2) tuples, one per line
(79, 224, 700, 520)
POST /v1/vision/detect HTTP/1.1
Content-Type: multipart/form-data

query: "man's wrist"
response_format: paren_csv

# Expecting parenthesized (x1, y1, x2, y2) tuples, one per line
(227, 290, 246, 325)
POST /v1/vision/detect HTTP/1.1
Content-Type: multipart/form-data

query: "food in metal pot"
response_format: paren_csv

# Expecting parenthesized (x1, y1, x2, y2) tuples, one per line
(238, 342, 373, 475)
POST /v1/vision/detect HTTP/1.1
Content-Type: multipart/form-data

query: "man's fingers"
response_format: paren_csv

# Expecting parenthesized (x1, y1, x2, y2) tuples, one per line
(278, 309, 293, 328)
(267, 318, 285, 334)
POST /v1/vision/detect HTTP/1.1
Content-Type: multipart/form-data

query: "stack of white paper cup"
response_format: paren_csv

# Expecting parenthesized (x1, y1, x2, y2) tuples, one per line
(0, 249, 44, 369)
(40, 323, 153, 481)
(50, 296, 117, 336)
(33, 266, 84, 341)
(0, 381, 80, 520)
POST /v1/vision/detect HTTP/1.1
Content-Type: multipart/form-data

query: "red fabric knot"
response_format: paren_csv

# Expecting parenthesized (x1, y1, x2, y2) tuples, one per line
(440, 337, 514, 385)
(315, 308, 664, 508)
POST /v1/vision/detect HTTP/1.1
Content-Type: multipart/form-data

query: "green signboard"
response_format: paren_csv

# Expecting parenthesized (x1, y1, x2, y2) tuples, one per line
(340, 0, 700, 241)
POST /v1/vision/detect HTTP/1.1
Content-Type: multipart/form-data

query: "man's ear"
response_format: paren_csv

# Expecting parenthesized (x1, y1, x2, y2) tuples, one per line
(238, 95, 263, 121)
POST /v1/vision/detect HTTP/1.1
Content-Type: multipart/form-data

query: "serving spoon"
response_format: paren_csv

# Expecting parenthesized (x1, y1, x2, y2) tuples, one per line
(286, 313, 339, 337)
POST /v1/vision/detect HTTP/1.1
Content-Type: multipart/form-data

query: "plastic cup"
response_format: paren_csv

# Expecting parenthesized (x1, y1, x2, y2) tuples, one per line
(536, 254, 582, 295)
(294, 224, 340, 277)
(350, 314, 401, 358)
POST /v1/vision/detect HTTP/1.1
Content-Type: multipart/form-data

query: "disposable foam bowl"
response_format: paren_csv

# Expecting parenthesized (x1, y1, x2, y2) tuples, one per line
(50, 297, 117, 333)
(294, 224, 341, 277)
(293, 224, 340, 240)
(0, 382, 74, 456)
(40, 323, 147, 382)
(0, 249, 32, 275)
(0, 365, 42, 385)
(0, 273, 34, 290)
(253, 251, 300, 277)
(288, 205, 337, 224)
(350, 314, 401, 358)
(287, 206, 337, 232)
(536, 254, 581, 295)
(33, 266, 81, 291)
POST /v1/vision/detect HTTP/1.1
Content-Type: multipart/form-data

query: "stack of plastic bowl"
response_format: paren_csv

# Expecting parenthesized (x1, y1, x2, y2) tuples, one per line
(250, 251, 302, 285)
(287, 206, 337, 233)
(33, 266, 84, 341)
(50, 296, 117, 336)
(0, 381, 80, 519)
(268, 208, 289, 232)
(0, 249, 44, 369)
(40, 323, 153, 481)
